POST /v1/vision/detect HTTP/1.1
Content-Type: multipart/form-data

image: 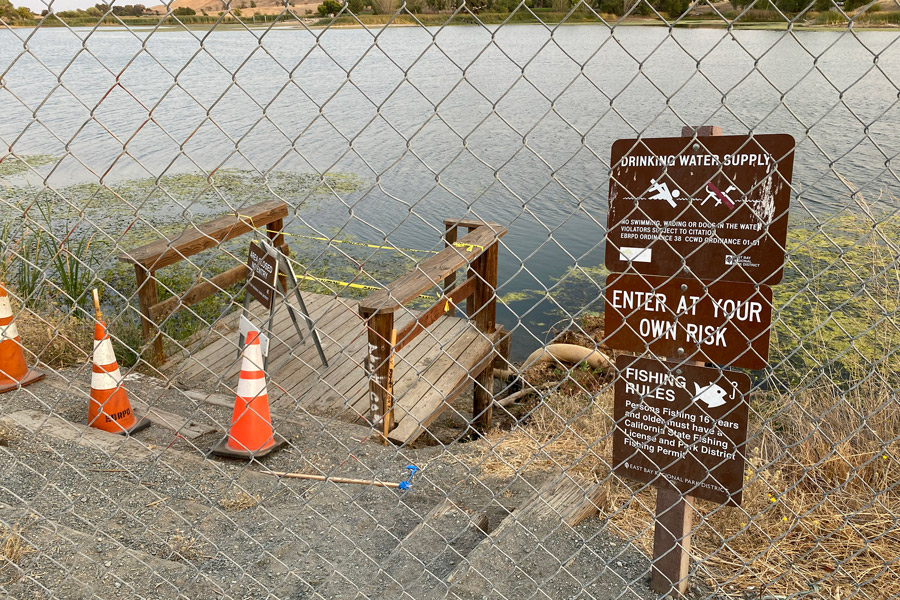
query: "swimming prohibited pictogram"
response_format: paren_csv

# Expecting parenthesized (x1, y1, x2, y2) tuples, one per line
(0, 283, 44, 393)
(88, 290, 150, 435)
(210, 331, 286, 459)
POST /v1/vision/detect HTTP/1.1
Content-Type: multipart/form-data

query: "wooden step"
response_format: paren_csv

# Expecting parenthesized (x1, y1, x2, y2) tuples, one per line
(388, 327, 503, 446)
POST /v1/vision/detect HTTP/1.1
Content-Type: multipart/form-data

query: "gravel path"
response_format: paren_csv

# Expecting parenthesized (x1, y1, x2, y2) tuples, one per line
(0, 367, 708, 599)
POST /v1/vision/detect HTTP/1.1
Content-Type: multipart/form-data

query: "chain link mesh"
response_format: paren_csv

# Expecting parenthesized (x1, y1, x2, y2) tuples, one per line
(1, 1, 899, 598)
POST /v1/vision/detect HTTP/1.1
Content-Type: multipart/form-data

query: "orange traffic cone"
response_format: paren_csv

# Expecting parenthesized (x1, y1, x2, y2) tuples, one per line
(87, 290, 149, 435)
(210, 331, 285, 459)
(0, 283, 44, 393)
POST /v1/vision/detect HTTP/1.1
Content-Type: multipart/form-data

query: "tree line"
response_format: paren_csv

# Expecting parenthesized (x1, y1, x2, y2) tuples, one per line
(41, 3, 148, 18)
(323, 0, 873, 17)
(0, 0, 33, 21)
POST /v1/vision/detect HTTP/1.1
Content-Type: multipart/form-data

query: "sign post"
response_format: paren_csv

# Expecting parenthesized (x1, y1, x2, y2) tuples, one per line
(604, 126, 794, 595)
(239, 241, 328, 371)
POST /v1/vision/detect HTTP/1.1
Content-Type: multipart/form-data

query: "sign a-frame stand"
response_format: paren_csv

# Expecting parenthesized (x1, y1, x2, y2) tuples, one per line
(605, 124, 795, 596)
(239, 240, 328, 372)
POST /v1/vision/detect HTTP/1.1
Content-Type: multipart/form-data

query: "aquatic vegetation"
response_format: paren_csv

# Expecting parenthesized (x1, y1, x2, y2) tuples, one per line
(0, 155, 57, 178)
(0, 169, 367, 235)
(772, 208, 900, 387)
(0, 167, 372, 362)
(498, 289, 542, 304)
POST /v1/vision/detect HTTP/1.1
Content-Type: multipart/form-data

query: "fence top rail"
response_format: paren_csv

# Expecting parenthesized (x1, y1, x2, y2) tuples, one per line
(117, 199, 288, 271)
(359, 223, 507, 315)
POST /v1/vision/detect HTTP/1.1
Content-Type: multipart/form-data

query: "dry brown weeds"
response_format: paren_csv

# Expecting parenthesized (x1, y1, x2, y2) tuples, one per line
(164, 528, 206, 562)
(0, 523, 33, 583)
(0, 421, 17, 447)
(14, 304, 93, 368)
(218, 490, 263, 512)
(475, 380, 900, 598)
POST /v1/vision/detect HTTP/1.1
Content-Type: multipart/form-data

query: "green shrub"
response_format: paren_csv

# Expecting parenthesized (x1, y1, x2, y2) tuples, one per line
(318, 0, 342, 15)
(734, 8, 789, 20)
(814, 8, 845, 22)
(857, 10, 900, 22)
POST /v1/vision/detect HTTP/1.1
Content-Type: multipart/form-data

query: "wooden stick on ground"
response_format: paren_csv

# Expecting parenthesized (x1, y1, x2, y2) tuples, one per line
(494, 381, 559, 409)
(263, 470, 400, 488)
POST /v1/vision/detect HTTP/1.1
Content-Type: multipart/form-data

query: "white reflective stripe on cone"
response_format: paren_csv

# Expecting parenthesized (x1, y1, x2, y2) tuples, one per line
(93, 337, 117, 366)
(0, 294, 12, 318)
(0, 322, 19, 342)
(236, 374, 266, 399)
(92, 368, 123, 391)
(241, 341, 265, 372)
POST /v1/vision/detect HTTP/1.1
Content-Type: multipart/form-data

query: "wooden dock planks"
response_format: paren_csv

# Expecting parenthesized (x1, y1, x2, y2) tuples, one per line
(175, 291, 499, 444)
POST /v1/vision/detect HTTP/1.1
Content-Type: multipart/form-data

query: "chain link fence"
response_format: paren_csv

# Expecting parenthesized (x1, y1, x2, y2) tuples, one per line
(1, 1, 899, 598)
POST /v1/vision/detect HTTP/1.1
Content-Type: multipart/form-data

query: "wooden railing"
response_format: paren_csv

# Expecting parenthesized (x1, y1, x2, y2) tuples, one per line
(117, 199, 289, 365)
(358, 219, 507, 440)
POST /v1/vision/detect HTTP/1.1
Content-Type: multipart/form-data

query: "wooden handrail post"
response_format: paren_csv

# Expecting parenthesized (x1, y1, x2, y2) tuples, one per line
(470, 240, 499, 432)
(362, 310, 395, 443)
(444, 222, 459, 317)
(134, 265, 163, 366)
(119, 200, 289, 365)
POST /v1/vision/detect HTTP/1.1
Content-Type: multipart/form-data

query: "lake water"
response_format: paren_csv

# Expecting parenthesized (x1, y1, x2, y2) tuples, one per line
(2, 23, 899, 357)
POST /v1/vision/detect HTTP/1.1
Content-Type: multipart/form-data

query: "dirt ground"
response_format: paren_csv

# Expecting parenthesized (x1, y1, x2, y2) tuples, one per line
(0, 359, 696, 600)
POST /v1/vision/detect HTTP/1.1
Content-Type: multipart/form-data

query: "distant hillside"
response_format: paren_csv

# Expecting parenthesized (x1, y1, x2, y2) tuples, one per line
(147, 0, 319, 16)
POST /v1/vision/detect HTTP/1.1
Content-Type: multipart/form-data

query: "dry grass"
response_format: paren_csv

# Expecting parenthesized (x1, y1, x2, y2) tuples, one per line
(474, 381, 900, 597)
(218, 490, 262, 512)
(14, 303, 93, 368)
(0, 523, 33, 583)
(164, 529, 206, 562)
(0, 421, 18, 447)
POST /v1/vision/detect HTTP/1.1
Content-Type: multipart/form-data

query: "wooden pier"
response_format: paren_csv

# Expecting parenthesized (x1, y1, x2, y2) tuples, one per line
(175, 290, 502, 445)
(122, 206, 508, 446)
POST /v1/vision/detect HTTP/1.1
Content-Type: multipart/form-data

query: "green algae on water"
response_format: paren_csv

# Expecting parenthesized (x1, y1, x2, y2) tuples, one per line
(0, 155, 57, 178)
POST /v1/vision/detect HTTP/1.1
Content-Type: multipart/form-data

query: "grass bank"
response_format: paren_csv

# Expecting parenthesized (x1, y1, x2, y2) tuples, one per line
(475, 380, 899, 597)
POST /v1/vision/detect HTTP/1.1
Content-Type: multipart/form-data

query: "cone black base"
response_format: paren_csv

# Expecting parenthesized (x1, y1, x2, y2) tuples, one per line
(209, 434, 287, 459)
(0, 369, 45, 394)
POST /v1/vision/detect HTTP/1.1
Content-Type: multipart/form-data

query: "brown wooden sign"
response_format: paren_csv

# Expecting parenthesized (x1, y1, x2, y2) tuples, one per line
(604, 273, 772, 370)
(246, 242, 278, 309)
(612, 356, 750, 506)
(605, 134, 794, 285)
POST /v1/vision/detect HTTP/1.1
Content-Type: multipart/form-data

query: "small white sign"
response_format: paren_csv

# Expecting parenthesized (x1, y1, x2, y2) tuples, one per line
(619, 246, 653, 263)
(239, 315, 269, 357)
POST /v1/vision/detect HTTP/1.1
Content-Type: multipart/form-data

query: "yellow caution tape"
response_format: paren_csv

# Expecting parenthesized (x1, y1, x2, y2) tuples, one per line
(236, 216, 438, 255)
(296, 273, 439, 301)
(293, 234, 439, 255)
(296, 274, 382, 293)
(452, 242, 485, 252)
(238, 214, 486, 256)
